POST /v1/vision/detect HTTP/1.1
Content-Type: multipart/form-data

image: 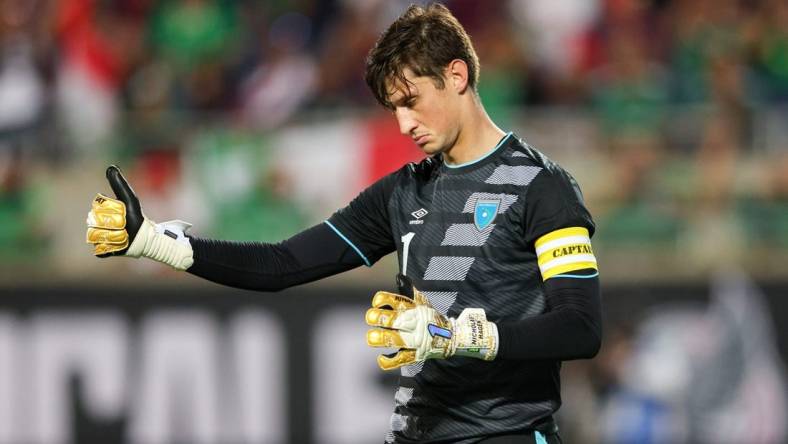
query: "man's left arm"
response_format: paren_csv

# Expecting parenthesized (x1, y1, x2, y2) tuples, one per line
(495, 165, 602, 361)
(496, 268, 601, 360)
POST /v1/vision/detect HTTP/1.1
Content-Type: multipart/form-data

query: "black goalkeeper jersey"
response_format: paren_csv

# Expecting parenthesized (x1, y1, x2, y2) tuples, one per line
(327, 132, 595, 444)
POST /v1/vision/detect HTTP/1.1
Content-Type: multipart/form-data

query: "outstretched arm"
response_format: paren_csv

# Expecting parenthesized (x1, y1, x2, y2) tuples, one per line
(187, 223, 365, 292)
(87, 165, 396, 291)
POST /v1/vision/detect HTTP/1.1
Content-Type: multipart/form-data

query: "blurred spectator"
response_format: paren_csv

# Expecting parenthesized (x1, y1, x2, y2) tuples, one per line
(148, 0, 240, 109)
(183, 124, 291, 236)
(575, 0, 666, 75)
(682, 111, 746, 270)
(240, 12, 318, 129)
(589, 29, 668, 147)
(0, 35, 45, 134)
(739, 152, 788, 248)
(509, 0, 600, 77)
(121, 58, 183, 155)
(0, 0, 53, 159)
(474, 15, 531, 127)
(682, 51, 753, 270)
(666, 0, 748, 103)
(312, 2, 380, 107)
(0, 149, 48, 260)
(1, 0, 788, 282)
(593, 147, 683, 248)
(750, 0, 788, 102)
(586, 6, 677, 248)
(54, 0, 145, 151)
(211, 166, 308, 242)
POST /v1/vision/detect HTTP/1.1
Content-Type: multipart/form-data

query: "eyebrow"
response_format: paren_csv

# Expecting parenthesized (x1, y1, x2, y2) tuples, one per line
(391, 92, 418, 108)
(387, 76, 422, 107)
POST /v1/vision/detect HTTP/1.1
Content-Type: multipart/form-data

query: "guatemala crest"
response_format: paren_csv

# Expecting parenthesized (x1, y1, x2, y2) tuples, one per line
(474, 199, 500, 231)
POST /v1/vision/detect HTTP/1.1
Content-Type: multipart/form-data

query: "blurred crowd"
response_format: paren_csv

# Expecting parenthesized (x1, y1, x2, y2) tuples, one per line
(0, 0, 788, 280)
(2, 0, 786, 124)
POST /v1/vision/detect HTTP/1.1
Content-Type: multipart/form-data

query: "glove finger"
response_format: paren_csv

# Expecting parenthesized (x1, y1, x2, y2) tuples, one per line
(105, 165, 143, 239)
(366, 328, 409, 348)
(89, 194, 126, 229)
(106, 166, 138, 208)
(86, 227, 129, 245)
(365, 308, 401, 328)
(371, 291, 416, 311)
(377, 350, 417, 370)
(93, 240, 129, 257)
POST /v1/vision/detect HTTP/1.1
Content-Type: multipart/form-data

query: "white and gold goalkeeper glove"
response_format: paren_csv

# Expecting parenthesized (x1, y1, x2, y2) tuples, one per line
(85, 165, 194, 270)
(365, 274, 498, 370)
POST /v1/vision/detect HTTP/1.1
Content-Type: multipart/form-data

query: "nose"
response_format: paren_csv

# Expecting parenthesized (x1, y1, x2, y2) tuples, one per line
(394, 107, 417, 136)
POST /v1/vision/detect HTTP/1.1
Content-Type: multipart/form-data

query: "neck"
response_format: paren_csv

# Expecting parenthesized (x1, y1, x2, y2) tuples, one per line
(442, 101, 506, 166)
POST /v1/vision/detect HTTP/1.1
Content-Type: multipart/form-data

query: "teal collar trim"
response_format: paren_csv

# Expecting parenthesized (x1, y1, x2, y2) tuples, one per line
(444, 132, 513, 169)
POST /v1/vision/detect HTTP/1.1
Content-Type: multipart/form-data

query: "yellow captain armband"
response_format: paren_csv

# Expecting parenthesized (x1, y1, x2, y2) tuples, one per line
(535, 227, 598, 280)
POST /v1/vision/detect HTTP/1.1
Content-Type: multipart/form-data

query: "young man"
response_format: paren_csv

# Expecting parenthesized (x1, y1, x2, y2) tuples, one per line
(86, 4, 601, 443)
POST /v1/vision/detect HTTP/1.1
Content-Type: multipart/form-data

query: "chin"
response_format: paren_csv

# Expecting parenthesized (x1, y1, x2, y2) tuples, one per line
(420, 142, 444, 156)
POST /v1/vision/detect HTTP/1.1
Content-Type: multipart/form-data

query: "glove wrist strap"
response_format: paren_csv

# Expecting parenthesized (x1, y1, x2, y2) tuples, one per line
(127, 218, 194, 270)
(451, 308, 499, 361)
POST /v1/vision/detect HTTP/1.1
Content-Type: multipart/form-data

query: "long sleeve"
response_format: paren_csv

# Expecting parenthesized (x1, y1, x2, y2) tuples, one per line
(186, 222, 366, 291)
(495, 271, 602, 360)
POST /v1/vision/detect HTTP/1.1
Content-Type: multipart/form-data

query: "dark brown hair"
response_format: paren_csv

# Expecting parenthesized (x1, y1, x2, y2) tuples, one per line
(364, 3, 480, 109)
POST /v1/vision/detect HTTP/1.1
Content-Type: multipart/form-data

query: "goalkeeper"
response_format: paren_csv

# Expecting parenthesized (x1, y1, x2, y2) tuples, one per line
(87, 4, 601, 443)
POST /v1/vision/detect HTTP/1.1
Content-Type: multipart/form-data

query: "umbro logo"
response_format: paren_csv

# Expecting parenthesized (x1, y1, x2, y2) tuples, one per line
(411, 208, 428, 219)
(409, 208, 428, 224)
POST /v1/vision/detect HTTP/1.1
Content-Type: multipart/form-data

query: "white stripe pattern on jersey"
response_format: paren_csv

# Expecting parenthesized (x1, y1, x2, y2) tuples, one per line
(423, 256, 475, 281)
(421, 291, 458, 316)
(484, 165, 542, 186)
(441, 224, 495, 247)
(401, 361, 425, 377)
(390, 413, 407, 432)
(395, 387, 415, 406)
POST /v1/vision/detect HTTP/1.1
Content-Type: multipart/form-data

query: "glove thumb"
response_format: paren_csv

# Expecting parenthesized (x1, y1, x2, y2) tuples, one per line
(106, 165, 143, 241)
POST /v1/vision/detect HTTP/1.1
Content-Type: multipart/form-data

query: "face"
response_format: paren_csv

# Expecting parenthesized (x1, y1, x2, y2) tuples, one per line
(387, 68, 461, 156)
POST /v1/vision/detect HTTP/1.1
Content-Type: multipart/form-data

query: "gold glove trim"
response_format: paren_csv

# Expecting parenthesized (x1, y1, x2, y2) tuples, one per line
(367, 287, 456, 370)
(366, 308, 403, 328)
(371, 291, 416, 310)
(92, 240, 129, 256)
(366, 329, 408, 348)
(88, 194, 126, 229)
(377, 350, 417, 371)
(86, 226, 129, 245)
(86, 193, 129, 255)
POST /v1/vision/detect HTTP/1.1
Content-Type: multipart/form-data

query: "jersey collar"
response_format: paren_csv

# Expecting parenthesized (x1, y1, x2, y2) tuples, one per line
(440, 132, 514, 173)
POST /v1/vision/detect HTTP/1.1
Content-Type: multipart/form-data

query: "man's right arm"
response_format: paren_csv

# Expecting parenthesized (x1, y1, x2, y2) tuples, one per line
(87, 165, 401, 291)
(186, 223, 366, 291)
(190, 159, 401, 290)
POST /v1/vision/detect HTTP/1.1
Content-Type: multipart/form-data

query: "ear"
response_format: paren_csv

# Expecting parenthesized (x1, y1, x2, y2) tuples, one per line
(446, 59, 469, 94)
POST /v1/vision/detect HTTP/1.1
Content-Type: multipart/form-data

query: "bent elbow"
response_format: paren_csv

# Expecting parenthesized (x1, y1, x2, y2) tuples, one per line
(582, 332, 602, 359)
(571, 312, 602, 359)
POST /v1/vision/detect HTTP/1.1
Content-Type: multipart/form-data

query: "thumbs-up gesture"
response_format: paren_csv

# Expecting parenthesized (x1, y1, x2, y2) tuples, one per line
(86, 165, 194, 270)
(86, 166, 143, 256)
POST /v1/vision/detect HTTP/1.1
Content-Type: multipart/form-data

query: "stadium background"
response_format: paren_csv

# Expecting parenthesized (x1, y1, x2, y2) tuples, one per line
(0, 0, 786, 443)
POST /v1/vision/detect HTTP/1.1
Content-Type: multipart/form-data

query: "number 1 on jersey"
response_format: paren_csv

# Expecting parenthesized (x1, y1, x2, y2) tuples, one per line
(401, 232, 415, 276)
